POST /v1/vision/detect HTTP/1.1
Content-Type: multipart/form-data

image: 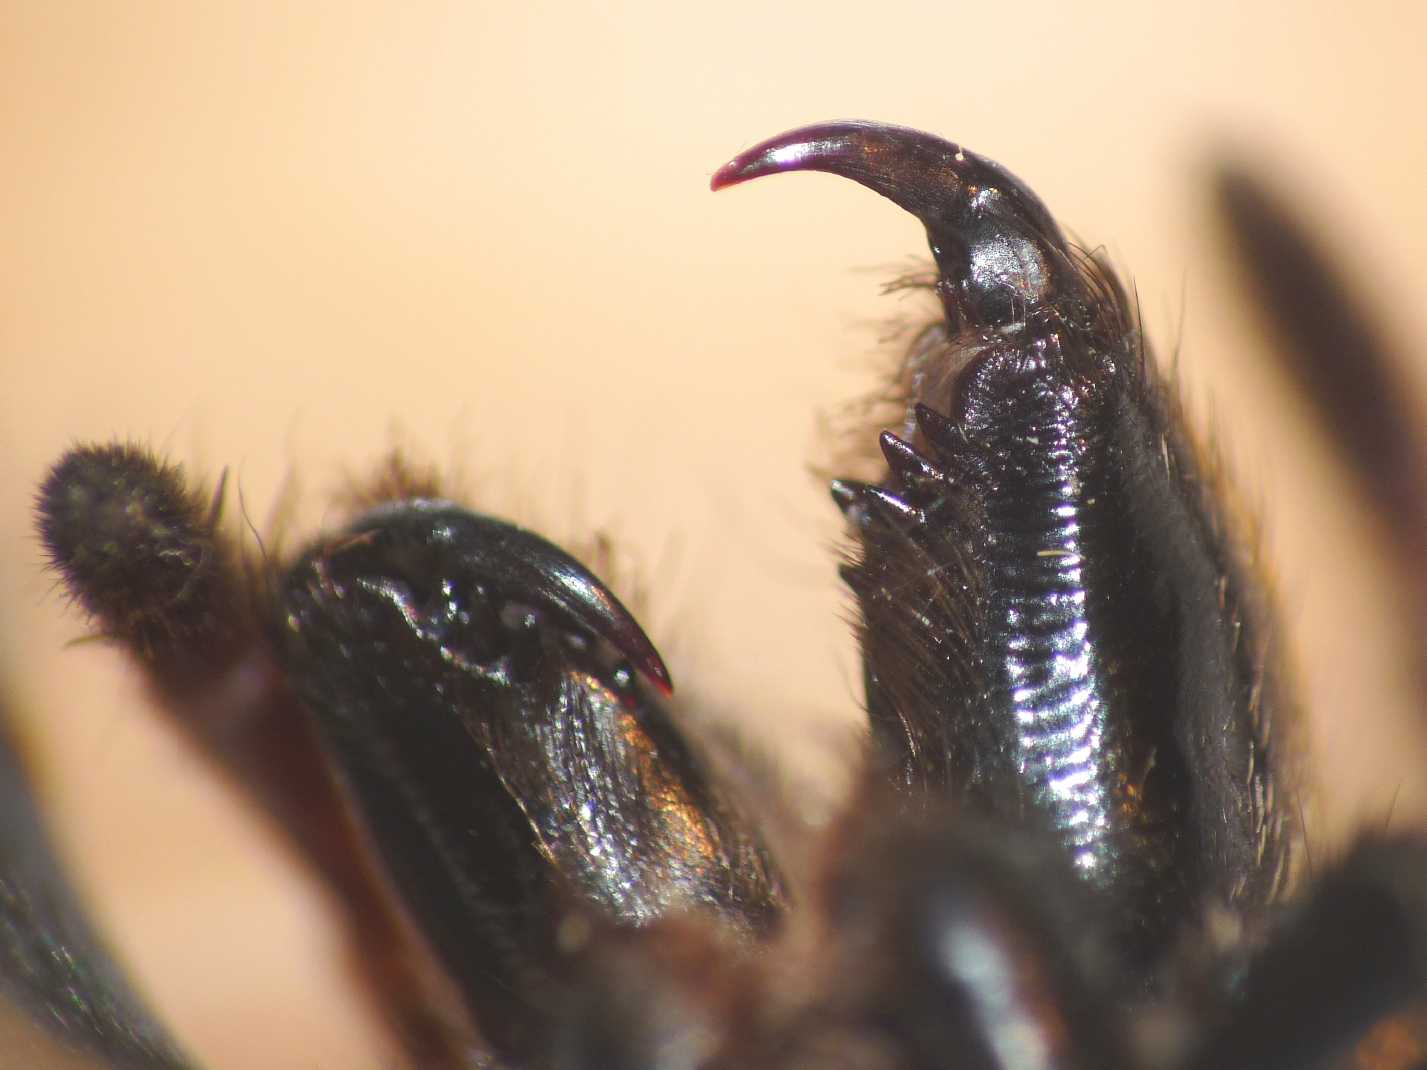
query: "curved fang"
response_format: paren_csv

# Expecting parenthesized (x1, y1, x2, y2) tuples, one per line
(459, 513, 674, 694)
(711, 121, 1086, 330)
(360, 504, 674, 694)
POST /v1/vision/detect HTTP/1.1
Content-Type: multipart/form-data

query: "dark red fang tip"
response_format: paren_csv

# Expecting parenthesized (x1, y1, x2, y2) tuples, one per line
(638, 652, 673, 696)
(526, 549, 675, 695)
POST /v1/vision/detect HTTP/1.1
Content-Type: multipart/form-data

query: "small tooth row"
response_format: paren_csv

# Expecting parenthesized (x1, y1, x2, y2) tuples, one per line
(829, 407, 966, 535)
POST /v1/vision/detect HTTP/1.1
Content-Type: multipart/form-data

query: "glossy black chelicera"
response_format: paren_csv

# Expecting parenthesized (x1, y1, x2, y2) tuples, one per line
(19, 123, 1427, 1069)
(710, 124, 1290, 976)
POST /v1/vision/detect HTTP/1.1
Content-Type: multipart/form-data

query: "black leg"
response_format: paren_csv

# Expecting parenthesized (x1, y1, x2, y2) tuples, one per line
(1184, 835, 1427, 1070)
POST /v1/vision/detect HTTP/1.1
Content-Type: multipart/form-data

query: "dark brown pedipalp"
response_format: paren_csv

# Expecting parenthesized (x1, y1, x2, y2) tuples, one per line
(0, 713, 193, 1070)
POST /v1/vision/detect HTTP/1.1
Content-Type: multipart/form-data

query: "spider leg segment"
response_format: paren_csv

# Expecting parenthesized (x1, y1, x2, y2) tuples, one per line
(1216, 165, 1427, 712)
(1182, 835, 1427, 1070)
(0, 718, 190, 1070)
(1214, 166, 1427, 557)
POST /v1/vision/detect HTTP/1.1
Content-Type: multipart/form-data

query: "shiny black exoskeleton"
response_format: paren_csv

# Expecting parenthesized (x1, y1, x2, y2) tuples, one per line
(17, 123, 1427, 1069)
(712, 124, 1290, 975)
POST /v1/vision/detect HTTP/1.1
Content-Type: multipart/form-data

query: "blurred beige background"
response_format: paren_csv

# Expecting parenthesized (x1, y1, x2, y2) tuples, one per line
(2, 3, 1426, 1067)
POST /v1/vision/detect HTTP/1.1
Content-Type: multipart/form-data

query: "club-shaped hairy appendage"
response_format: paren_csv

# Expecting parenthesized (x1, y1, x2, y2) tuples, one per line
(711, 120, 1088, 333)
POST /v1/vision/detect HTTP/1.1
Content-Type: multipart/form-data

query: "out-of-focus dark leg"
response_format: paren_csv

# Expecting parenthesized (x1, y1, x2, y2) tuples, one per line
(766, 804, 1136, 1070)
(1215, 166, 1427, 554)
(0, 711, 192, 1070)
(1216, 167, 1427, 716)
(1183, 834, 1427, 1070)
